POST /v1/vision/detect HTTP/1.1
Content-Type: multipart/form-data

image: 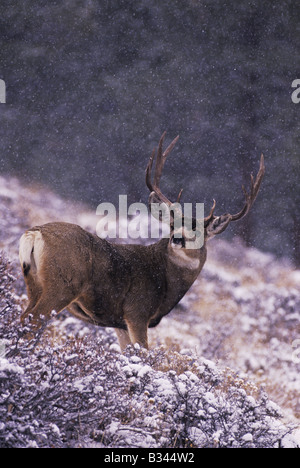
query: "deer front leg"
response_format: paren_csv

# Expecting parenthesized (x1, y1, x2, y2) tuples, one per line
(124, 319, 149, 350)
(115, 328, 132, 352)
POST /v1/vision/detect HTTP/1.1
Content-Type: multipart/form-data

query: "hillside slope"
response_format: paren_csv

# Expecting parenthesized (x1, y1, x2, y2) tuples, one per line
(0, 175, 299, 448)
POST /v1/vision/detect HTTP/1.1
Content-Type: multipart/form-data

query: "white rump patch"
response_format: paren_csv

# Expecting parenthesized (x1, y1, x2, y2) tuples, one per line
(19, 230, 44, 273)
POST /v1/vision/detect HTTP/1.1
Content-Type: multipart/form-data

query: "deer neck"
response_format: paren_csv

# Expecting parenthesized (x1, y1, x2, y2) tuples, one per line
(153, 239, 207, 312)
(167, 243, 206, 284)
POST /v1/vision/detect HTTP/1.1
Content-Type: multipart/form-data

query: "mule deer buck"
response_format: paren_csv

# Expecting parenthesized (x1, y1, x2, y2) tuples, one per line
(19, 132, 265, 350)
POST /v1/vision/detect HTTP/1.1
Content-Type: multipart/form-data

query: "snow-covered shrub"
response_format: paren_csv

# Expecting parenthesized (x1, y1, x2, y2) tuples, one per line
(0, 253, 23, 354)
(0, 250, 298, 448)
(0, 253, 16, 320)
(0, 327, 296, 448)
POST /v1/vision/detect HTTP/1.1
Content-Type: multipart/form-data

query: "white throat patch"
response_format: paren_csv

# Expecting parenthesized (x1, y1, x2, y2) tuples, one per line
(169, 248, 200, 270)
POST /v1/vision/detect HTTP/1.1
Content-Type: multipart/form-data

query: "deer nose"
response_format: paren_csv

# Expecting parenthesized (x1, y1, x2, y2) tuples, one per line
(171, 235, 186, 248)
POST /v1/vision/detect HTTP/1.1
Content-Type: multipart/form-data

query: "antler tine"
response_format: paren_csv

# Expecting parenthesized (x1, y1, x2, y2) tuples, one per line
(231, 153, 265, 221)
(176, 188, 184, 203)
(146, 132, 180, 207)
(145, 148, 156, 192)
(204, 199, 216, 227)
(154, 132, 180, 187)
(153, 131, 166, 187)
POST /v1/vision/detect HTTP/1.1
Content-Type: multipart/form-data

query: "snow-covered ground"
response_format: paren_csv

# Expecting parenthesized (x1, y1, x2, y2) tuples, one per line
(0, 175, 299, 448)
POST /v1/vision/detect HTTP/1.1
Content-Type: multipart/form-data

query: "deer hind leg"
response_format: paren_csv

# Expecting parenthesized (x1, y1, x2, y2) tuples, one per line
(21, 291, 73, 339)
(22, 274, 43, 316)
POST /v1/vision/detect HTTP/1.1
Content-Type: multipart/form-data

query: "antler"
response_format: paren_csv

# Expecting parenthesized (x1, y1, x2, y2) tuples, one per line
(204, 199, 216, 228)
(230, 154, 265, 221)
(205, 154, 265, 236)
(146, 132, 181, 207)
(146, 133, 265, 239)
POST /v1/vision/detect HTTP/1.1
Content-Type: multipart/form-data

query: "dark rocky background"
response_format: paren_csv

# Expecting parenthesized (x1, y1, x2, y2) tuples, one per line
(0, 0, 299, 264)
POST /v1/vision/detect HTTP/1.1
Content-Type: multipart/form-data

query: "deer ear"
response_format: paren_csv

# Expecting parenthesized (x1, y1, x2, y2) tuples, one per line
(205, 214, 232, 239)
